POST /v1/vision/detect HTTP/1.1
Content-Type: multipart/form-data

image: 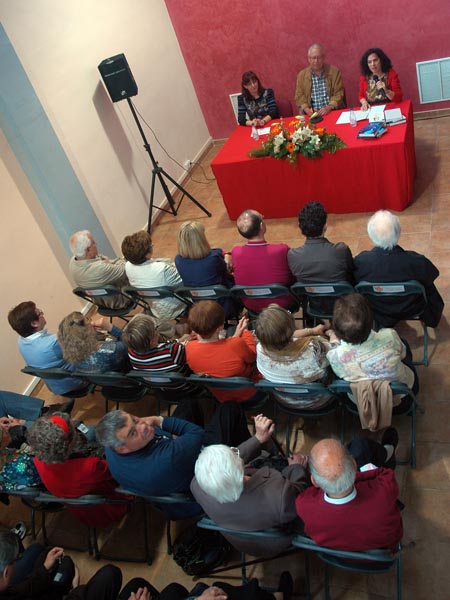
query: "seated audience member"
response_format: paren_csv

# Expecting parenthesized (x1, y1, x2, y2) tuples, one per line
(191, 414, 308, 557)
(255, 304, 333, 409)
(186, 301, 261, 403)
(288, 202, 354, 314)
(8, 301, 82, 395)
(296, 437, 403, 552)
(122, 313, 198, 396)
(237, 70, 279, 127)
(57, 312, 128, 373)
(27, 412, 128, 528)
(295, 43, 345, 116)
(96, 406, 250, 502)
(231, 209, 294, 312)
(69, 230, 129, 309)
(0, 391, 43, 429)
(175, 221, 238, 318)
(354, 210, 444, 328)
(122, 230, 186, 330)
(359, 48, 402, 112)
(326, 293, 419, 399)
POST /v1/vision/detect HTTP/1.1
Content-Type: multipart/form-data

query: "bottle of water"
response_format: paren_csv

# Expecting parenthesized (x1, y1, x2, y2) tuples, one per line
(251, 125, 260, 140)
(349, 107, 357, 128)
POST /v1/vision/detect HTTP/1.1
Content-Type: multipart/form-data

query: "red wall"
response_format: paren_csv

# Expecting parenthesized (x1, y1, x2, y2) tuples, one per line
(165, 0, 450, 139)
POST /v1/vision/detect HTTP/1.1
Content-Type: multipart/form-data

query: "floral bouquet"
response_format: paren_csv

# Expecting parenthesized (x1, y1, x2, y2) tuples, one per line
(248, 118, 346, 166)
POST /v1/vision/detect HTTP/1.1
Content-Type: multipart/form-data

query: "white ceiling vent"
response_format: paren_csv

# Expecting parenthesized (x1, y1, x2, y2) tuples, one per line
(416, 57, 450, 103)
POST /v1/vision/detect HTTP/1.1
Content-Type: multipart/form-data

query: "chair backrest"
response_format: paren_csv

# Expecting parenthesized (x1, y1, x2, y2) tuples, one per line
(292, 534, 399, 566)
(231, 284, 298, 313)
(198, 516, 293, 541)
(355, 280, 426, 301)
(229, 93, 241, 123)
(127, 371, 188, 388)
(21, 366, 76, 380)
(188, 374, 255, 391)
(124, 285, 190, 306)
(72, 370, 142, 389)
(73, 285, 128, 302)
(291, 281, 355, 299)
(276, 97, 293, 117)
(176, 285, 231, 302)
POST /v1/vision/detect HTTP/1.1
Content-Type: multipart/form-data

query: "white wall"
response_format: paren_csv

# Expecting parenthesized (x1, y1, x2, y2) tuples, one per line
(0, 0, 210, 393)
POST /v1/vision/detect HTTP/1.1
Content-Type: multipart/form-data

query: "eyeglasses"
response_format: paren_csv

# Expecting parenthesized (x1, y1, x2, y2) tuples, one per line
(230, 447, 240, 457)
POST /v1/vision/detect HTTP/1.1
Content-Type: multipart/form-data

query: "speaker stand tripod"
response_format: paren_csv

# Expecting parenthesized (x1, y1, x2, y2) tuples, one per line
(126, 99, 211, 231)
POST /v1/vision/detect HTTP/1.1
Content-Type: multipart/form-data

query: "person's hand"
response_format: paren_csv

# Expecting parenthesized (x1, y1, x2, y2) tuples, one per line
(233, 316, 249, 337)
(324, 329, 338, 343)
(288, 452, 308, 467)
(256, 118, 266, 127)
(304, 107, 314, 116)
(312, 324, 326, 336)
(0, 417, 18, 431)
(179, 333, 195, 343)
(198, 586, 228, 600)
(43, 547, 64, 570)
(318, 105, 332, 117)
(71, 565, 80, 589)
(91, 316, 112, 332)
(375, 80, 386, 92)
(253, 414, 275, 444)
(360, 100, 369, 112)
(128, 587, 152, 600)
(224, 253, 233, 273)
(142, 416, 162, 428)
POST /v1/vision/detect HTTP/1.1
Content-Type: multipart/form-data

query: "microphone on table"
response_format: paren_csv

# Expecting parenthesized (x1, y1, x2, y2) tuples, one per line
(373, 74, 387, 98)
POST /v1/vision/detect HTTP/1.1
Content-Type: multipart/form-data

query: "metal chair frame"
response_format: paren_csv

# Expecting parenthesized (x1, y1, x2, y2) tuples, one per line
(230, 284, 300, 320)
(72, 370, 148, 413)
(355, 280, 429, 366)
(292, 534, 402, 600)
(73, 285, 137, 322)
(21, 366, 94, 401)
(123, 285, 191, 319)
(290, 281, 355, 323)
(329, 379, 418, 468)
(255, 380, 343, 452)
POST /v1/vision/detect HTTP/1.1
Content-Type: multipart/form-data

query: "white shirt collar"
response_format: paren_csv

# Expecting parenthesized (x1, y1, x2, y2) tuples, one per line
(324, 486, 357, 505)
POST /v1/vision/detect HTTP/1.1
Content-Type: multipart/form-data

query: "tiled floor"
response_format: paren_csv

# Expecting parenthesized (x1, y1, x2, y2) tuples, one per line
(4, 115, 450, 599)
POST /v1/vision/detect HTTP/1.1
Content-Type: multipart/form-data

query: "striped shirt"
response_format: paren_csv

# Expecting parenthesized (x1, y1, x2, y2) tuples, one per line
(128, 341, 194, 392)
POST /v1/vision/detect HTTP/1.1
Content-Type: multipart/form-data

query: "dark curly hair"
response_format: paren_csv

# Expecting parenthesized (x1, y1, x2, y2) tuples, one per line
(360, 48, 392, 77)
(298, 202, 327, 237)
(121, 230, 152, 265)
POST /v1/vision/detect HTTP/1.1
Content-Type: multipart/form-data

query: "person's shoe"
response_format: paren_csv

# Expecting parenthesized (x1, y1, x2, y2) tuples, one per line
(382, 427, 399, 469)
(11, 522, 27, 540)
(41, 399, 75, 416)
(277, 571, 294, 600)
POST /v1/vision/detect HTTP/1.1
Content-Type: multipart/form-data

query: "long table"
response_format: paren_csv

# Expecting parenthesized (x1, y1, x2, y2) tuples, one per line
(211, 100, 416, 219)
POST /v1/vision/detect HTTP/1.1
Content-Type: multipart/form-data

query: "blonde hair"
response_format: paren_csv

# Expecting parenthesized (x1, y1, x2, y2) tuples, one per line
(177, 221, 211, 259)
(57, 311, 99, 364)
(256, 304, 313, 357)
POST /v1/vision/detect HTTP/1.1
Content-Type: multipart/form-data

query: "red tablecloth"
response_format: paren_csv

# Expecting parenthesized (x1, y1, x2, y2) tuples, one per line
(212, 100, 416, 219)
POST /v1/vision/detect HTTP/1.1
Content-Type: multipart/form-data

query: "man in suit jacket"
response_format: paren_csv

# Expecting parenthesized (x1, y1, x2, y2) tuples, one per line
(354, 210, 444, 327)
(191, 414, 309, 557)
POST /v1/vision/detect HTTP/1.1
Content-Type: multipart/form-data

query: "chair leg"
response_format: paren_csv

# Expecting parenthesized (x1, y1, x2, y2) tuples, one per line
(304, 551, 312, 600)
(31, 506, 37, 540)
(41, 511, 49, 545)
(411, 404, 416, 469)
(285, 415, 292, 455)
(166, 518, 173, 554)
(142, 502, 152, 565)
(324, 563, 331, 600)
(92, 527, 100, 560)
(397, 554, 402, 600)
(87, 527, 93, 556)
(240, 551, 248, 584)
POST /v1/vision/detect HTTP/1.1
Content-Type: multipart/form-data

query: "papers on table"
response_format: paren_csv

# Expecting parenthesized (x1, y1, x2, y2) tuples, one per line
(336, 110, 368, 124)
(336, 105, 406, 126)
(258, 126, 271, 135)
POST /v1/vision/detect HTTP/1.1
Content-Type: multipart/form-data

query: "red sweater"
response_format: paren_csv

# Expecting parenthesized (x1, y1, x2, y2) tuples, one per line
(34, 456, 128, 528)
(186, 330, 259, 402)
(358, 69, 403, 104)
(296, 468, 402, 552)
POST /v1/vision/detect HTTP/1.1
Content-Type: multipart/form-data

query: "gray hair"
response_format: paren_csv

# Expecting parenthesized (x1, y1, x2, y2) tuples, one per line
(367, 210, 401, 250)
(309, 446, 356, 496)
(308, 43, 324, 56)
(96, 410, 128, 449)
(0, 532, 20, 574)
(69, 230, 92, 258)
(194, 445, 244, 504)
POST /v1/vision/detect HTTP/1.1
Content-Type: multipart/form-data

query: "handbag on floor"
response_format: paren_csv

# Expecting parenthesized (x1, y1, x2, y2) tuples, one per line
(173, 523, 231, 576)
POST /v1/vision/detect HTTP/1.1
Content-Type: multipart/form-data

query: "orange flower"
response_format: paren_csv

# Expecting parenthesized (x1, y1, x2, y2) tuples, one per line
(314, 127, 325, 135)
(289, 120, 299, 127)
(286, 142, 295, 153)
(270, 124, 281, 135)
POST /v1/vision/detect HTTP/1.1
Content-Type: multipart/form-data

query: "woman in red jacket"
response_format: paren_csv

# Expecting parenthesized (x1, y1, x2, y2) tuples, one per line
(359, 48, 403, 112)
(27, 413, 129, 528)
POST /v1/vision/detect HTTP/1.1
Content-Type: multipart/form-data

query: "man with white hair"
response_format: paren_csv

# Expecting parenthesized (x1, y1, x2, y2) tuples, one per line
(69, 230, 129, 309)
(191, 414, 309, 557)
(354, 210, 444, 327)
(295, 43, 345, 116)
(295, 437, 403, 552)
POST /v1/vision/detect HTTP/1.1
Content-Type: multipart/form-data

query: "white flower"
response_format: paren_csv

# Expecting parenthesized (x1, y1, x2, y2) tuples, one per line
(310, 134, 321, 149)
(273, 133, 285, 154)
(292, 126, 313, 144)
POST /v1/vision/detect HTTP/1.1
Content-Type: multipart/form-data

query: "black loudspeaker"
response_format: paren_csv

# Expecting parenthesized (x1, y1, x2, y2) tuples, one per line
(98, 53, 138, 103)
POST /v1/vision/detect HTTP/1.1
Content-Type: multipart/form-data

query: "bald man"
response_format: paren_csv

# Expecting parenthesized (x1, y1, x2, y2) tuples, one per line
(231, 209, 294, 312)
(295, 436, 403, 552)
